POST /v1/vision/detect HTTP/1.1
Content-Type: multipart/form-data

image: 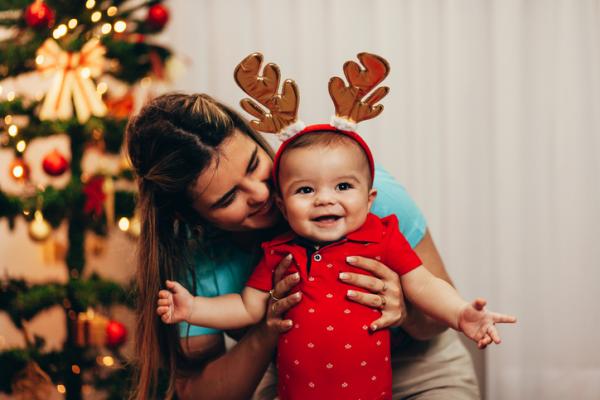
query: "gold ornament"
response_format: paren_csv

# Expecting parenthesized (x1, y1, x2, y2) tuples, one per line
(28, 210, 51, 242)
(36, 38, 107, 123)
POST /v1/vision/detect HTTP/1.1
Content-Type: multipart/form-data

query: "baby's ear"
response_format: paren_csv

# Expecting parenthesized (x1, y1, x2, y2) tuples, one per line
(367, 188, 377, 211)
(275, 195, 288, 220)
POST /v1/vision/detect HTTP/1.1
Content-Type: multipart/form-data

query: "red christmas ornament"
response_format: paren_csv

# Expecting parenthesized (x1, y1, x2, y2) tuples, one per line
(24, 1, 55, 29)
(146, 4, 169, 31)
(42, 149, 69, 176)
(83, 176, 106, 218)
(105, 320, 127, 348)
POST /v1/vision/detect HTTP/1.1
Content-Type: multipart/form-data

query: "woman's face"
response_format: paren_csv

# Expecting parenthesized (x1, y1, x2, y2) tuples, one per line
(189, 130, 281, 231)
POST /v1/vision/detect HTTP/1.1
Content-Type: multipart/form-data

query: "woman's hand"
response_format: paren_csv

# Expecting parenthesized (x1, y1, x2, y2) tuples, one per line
(264, 254, 302, 334)
(339, 256, 407, 331)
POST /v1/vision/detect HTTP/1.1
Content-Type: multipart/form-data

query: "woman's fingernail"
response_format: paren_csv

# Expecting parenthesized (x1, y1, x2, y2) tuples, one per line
(285, 320, 293, 327)
(371, 324, 378, 331)
(293, 273, 300, 280)
(347, 290, 356, 297)
(294, 292, 302, 299)
(286, 253, 293, 260)
(339, 272, 348, 280)
(346, 256, 357, 264)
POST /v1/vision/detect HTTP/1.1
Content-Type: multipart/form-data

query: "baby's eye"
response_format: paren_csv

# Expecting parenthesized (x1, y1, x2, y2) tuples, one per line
(336, 182, 353, 191)
(295, 186, 314, 194)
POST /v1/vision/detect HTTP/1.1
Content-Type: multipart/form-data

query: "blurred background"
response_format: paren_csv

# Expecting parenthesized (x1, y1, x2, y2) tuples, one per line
(1, 1, 599, 399)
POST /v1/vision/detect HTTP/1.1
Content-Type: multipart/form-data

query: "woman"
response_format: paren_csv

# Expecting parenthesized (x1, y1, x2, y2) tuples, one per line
(127, 93, 480, 400)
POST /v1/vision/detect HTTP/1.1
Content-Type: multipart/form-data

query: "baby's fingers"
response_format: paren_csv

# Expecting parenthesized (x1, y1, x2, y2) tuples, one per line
(158, 289, 171, 299)
(157, 298, 171, 307)
(478, 335, 492, 349)
(157, 305, 170, 316)
(492, 312, 517, 324)
(487, 325, 502, 344)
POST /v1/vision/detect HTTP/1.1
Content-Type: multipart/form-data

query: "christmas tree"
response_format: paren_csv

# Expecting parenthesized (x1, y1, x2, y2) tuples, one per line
(0, 1, 172, 398)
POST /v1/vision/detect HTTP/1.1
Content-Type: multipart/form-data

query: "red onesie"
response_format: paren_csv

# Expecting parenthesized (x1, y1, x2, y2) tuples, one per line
(246, 213, 422, 400)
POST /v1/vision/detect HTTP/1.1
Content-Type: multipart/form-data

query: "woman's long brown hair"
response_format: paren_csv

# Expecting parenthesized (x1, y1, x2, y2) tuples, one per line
(125, 93, 272, 399)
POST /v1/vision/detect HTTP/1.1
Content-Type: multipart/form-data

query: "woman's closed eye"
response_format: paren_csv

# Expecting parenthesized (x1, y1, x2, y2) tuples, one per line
(336, 182, 353, 191)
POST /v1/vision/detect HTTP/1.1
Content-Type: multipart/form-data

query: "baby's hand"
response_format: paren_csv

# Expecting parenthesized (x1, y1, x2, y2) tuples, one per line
(458, 298, 517, 349)
(156, 280, 194, 324)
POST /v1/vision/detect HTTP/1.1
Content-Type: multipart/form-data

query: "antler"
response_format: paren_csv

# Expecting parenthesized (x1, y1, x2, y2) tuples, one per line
(328, 52, 390, 123)
(234, 52, 300, 134)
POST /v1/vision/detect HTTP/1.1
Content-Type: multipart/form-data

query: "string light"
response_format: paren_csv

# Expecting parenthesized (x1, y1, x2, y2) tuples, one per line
(57, 384, 66, 394)
(71, 365, 81, 374)
(101, 23, 112, 35)
(53, 24, 67, 39)
(7, 91, 15, 101)
(35, 54, 45, 65)
(16, 140, 27, 152)
(8, 125, 18, 137)
(114, 20, 127, 33)
(86, 0, 96, 9)
(91, 11, 102, 23)
(4, 115, 12, 124)
(68, 19, 78, 29)
(12, 165, 24, 179)
(107, 6, 118, 17)
(118, 217, 130, 231)
(102, 356, 114, 366)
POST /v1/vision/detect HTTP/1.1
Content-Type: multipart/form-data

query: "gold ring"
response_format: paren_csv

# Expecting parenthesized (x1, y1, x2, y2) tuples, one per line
(269, 289, 280, 302)
(379, 294, 387, 308)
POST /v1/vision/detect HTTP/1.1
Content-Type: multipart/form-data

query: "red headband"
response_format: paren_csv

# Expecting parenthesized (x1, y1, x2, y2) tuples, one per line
(272, 124, 375, 190)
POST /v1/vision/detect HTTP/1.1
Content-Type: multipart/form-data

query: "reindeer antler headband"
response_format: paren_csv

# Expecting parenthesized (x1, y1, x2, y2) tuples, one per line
(234, 52, 390, 139)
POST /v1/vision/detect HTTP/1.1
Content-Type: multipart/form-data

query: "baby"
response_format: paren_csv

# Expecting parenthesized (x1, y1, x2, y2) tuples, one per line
(157, 125, 516, 400)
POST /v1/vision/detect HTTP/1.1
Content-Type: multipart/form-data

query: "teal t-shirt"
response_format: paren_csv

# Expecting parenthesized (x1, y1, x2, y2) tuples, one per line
(179, 163, 427, 337)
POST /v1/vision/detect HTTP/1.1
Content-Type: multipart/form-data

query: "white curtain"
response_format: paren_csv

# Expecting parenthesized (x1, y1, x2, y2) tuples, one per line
(163, 1, 600, 398)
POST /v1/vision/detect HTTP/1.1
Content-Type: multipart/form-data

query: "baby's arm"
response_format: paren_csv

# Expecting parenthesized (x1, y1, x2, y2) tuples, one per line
(157, 280, 270, 330)
(401, 266, 516, 348)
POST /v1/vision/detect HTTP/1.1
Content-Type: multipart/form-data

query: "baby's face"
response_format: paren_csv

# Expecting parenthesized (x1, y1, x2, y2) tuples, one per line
(276, 143, 376, 243)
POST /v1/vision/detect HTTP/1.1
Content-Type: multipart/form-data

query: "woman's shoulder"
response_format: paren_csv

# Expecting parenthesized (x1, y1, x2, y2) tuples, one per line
(372, 163, 427, 248)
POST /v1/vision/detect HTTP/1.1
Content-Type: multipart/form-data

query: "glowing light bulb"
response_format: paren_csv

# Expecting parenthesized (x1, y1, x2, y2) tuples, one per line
(118, 217, 130, 231)
(101, 23, 112, 34)
(16, 140, 27, 152)
(107, 6, 118, 17)
(68, 19, 78, 29)
(114, 20, 126, 33)
(91, 11, 102, 23)
(8, 125, 18, 137)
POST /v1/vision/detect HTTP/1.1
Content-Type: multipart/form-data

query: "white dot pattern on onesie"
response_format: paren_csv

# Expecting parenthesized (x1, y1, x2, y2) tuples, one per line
(326, 363, 333, 369)
(326, 293, 333, 298)
(344, 343, 352, 349)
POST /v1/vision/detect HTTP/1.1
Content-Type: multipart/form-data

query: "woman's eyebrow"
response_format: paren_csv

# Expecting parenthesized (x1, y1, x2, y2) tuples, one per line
(210, 146, 258, 209)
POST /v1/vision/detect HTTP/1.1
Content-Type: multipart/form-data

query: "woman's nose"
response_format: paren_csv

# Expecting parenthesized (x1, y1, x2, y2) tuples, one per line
(243, 177, 270, 206)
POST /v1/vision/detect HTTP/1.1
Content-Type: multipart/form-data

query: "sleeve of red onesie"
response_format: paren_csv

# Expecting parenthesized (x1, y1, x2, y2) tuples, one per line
(245, 246, 278, 292)
(382, 214, 423, 276)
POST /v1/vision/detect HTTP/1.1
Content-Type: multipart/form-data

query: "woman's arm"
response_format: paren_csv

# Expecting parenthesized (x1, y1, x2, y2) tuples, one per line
(175, 257, 301, 400)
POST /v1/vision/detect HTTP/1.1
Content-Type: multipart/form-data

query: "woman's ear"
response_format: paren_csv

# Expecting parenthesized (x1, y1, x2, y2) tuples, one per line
(367, 188, 378, 211)
(275, 195, 288, 220)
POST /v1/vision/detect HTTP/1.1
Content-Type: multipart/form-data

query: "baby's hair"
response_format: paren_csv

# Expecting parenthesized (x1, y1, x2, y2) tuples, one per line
(282, 131, 374, 187)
